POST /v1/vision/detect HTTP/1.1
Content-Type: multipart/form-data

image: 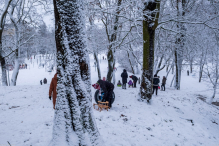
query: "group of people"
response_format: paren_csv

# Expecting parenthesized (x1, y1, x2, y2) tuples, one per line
(118, 69, 167, 96)
(92, 79, 114, 108)
(20, 63, 27, 69)
(152, 75, 167, 95)
(118, 69, 139, 89)
(40, 78, 47, 85)
(48, 70, 167, 110)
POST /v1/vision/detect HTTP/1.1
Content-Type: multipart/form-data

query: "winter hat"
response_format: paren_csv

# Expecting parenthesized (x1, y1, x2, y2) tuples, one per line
(92, 83, 100, 89)
(123, 69, 126, 72)
(129, 76, 132, 78)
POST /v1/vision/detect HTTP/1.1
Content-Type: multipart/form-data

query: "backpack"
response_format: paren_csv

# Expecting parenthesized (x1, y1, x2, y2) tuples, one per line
(153, 78, 159, 85)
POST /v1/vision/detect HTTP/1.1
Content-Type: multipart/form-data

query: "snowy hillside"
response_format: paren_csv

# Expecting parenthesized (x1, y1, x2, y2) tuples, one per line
(0, 56, 219, 146)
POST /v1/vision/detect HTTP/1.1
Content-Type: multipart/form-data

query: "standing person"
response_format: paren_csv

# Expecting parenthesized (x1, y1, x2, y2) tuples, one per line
(43, 78, 47, 84)
(187, 70, 189, 76)
(121, 69, 128, 89)
(92, 80, 114, 108)
(40, 80, 42, 85)
(25, 64, 27, 69)
(103, 56, 104, 60)
(49, 73, 57, 109)
(161, 76, 167, 91)
(130, 75, 138, 88)
(152, 74, 160, 95)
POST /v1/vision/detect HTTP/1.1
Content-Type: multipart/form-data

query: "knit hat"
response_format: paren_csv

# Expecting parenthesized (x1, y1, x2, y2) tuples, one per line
(92, 83, 100, 89)
(129, 76, 132, 78)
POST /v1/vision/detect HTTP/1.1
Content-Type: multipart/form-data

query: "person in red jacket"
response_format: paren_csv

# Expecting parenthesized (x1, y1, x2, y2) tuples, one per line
(49, 73, 57, 109)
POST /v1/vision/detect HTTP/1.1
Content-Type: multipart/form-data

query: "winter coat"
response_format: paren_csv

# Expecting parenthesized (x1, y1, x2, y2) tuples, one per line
(131, 75, 138, 82)
(121, 69, 128, 84)
(97, 80, 114, 92)
(153, 77, 160, 86)
(128, 80, 133, 86)
(43, 78, 47, 84)
(49, 74, 57, 107)
(162, 77, 167, 84)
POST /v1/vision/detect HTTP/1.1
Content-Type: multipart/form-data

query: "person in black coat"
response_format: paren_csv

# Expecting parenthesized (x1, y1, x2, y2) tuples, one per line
(153, 74, 160, 95)
(43, 78, 47, 84)
(97, 80, 114, 108)
(121, 69, 128, 89)
(40, 80, 42, 85)
(130, 75, 138, 88)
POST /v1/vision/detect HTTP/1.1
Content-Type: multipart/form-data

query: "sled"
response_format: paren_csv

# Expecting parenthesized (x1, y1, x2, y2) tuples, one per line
(93, 101, 109, 112)
(94, 89, 115, 104)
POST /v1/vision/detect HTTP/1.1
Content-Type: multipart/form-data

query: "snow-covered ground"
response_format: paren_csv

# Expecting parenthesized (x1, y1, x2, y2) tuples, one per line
(0, 55, 219, 146)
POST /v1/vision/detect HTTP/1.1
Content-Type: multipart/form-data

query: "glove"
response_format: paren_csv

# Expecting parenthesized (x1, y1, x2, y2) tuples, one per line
(49, 96, 51, 100)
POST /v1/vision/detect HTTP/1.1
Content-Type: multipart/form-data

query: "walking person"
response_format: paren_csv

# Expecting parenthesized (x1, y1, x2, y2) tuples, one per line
(40, 80, 42, 85)
(129, 75, 138, 88)
(121, 69, 128, 89)
(152, 74, 160, 95)
(161, 76, 167, 91)
(49, 73, 57, 109)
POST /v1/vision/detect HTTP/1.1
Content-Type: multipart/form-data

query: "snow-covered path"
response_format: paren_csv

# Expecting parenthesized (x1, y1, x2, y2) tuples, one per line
(0, 55, 219, 146)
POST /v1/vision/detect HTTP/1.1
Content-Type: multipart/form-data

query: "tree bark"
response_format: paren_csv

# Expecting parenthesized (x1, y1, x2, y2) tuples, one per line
(0, 0, 13, 86)
(174, 0, 186, 90)
(199, 63, 204, 82)
(10, 26, 19, 86)
(94, 52, 101, 80)
(127, 50, 135, 74)
(140, 1, 160, 101)
(190, 59, 193, 73)
(106, 0, 122, 82)
(51, 0, 102, 145)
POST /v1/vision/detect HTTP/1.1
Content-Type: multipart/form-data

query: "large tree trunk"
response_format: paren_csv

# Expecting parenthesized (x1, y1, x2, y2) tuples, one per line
(107, 48, 115, 82)
(174, 0, 186, 90)
(0, 32, 8, 86)
(199, 63, 204, 82)
(106, 0, 122, 82)
(11, 55, 19, 86)
(140, 1, 160, 101)
(190, 59, 193, 73)
(210, 83, 217, 104)
(10, 25, 20, 86)
(50, 0, 102, 145)
(94, 52, 101, 80)
(0, 56, 8, 86)
(0, 0, 12, 86)
(127, 50, 135, 74)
